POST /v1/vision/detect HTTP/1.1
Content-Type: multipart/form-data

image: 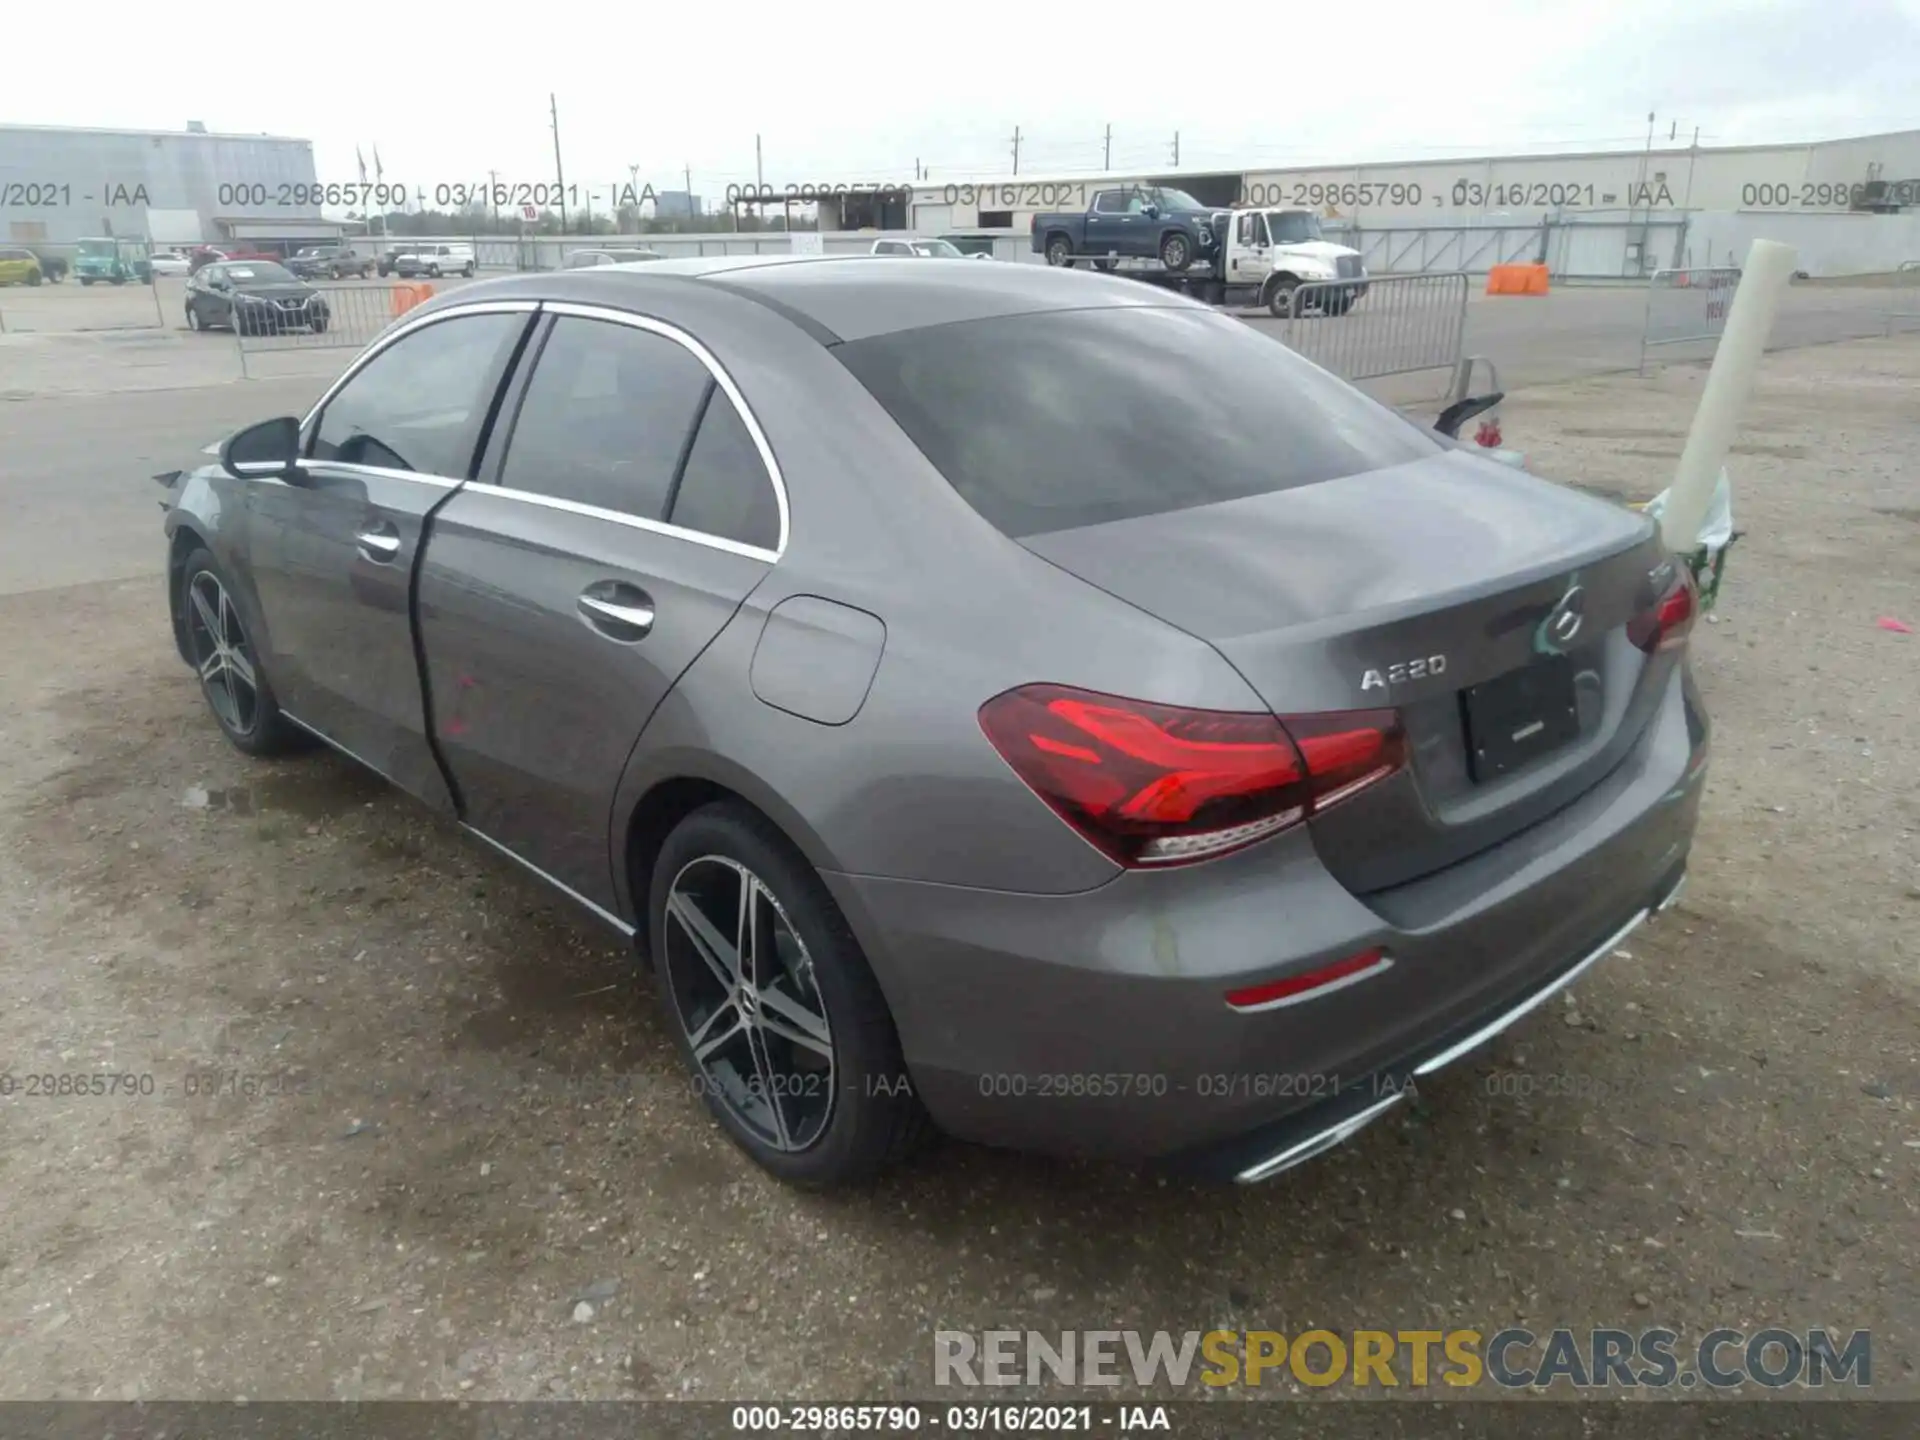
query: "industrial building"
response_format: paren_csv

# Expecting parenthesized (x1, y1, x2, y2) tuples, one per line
(808, 127, 1920, 279)
(0, 122, 339, 253)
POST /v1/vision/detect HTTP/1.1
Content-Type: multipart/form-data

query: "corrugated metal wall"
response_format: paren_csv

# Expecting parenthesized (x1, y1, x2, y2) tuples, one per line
(0, 128, 320, 247)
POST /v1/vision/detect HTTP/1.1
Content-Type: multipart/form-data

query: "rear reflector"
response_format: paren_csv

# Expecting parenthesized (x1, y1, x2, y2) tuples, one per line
(977, 684, 1405, 868)
(1225, 948, 1393, 1011)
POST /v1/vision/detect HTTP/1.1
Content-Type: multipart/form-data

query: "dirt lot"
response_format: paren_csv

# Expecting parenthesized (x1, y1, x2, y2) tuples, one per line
(0, 334, 1915, 1407)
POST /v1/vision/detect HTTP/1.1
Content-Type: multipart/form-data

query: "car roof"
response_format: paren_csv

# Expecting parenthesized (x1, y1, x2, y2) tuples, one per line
(428, 254, 1195, 344)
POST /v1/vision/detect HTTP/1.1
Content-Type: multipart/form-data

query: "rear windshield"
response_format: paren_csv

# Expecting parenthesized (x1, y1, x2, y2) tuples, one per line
(833, 306, 1442, 536)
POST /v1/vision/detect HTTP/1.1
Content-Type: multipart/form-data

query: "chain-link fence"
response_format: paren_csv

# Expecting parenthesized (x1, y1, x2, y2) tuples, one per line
(1276, 271, 1469, 387)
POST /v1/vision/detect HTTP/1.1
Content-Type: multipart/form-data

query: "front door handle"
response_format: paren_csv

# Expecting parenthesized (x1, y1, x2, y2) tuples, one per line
(578, 583, 655, 641)
(355, 524, 402, 562)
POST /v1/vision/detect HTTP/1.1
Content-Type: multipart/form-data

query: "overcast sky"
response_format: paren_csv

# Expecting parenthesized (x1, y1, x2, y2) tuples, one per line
(7, 0, 1919, 196)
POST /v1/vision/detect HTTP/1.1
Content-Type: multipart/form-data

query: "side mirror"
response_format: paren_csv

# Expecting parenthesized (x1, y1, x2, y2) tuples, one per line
(1144, 204, 1160, 220)
(1435, 392, 1505, 440)
(221, 416, 302, 481)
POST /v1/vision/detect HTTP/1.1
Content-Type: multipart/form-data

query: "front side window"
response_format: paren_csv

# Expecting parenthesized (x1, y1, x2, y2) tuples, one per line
(1092, 191, 1128, 214)
(495, 316, 712, 520)
(310, 312, 525, 477)
(835, 306, 1442, 538)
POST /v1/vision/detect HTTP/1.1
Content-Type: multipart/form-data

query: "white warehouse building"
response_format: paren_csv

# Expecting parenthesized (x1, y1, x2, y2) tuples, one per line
(815, 128, 1920, 278)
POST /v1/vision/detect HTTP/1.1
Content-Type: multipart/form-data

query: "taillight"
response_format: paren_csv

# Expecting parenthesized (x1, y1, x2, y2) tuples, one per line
(977, 684, 1405, 868)
(1628, 570, 1697, 654)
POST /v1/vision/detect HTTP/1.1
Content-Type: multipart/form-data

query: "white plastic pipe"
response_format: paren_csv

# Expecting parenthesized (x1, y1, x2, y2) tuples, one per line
(1659, 238, 1797, 552)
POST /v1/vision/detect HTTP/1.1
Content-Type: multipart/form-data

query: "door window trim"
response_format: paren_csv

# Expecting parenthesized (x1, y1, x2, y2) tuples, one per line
(465, 301, 789, 563)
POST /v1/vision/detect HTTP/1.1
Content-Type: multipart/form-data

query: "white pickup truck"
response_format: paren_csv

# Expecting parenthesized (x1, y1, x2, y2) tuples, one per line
(1095, 206, 1369, 317)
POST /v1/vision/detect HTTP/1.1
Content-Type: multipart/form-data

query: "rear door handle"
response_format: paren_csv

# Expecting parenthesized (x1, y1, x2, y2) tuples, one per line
(578, 582, 655, 641)
(355, 523, 402, 562)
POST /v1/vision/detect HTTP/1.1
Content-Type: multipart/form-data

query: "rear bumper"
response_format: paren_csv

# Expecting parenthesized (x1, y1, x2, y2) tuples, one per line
(1187, 861, 1685, 1183)
(823, 663, 1707, 1169)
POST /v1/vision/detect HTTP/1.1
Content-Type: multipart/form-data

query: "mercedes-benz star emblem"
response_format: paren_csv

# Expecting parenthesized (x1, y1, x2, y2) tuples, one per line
(1547, 585, 1586, 645)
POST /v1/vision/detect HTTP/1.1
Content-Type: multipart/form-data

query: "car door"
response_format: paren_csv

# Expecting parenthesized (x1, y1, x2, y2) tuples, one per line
(1232, 211, 1272, 285)
(415, 305, 783, 914)
(197, 266, 233, 326)
(245, 303, 537, 810)
(1084, 190, 1130, 254)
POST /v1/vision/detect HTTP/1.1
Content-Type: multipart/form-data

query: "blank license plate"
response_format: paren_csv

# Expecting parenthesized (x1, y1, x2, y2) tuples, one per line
(1461, 656, 1580, 782)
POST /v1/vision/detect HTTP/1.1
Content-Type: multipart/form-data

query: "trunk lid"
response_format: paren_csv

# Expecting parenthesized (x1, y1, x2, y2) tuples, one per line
(1019, 448, 1672, 892)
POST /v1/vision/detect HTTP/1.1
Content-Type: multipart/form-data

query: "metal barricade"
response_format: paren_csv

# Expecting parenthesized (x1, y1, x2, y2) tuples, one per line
(1886, 259, 1920, 337)
(1638, 266, 1741, 374)
(1277, 271, 1469, 386)
(233, 282, 428, 375)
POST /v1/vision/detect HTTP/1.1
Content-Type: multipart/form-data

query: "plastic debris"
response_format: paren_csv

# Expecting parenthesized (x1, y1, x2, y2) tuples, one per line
(1877, 617, 1913, 634)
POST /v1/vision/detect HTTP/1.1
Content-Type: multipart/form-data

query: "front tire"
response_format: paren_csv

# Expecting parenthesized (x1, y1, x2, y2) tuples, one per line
(461, 264, 474, 277)
(28, 270, 42, 287)
(1265, 275, 1299, 318)
(185, 302, 202, 332)
(179, 549, 305, 756)
(80, 277, 95, 286)
(1044, 234, 1075, 268)
(648, 801, 929, 1188)
(428, 263, 442, 278)
(1159, 231, 1192, 272)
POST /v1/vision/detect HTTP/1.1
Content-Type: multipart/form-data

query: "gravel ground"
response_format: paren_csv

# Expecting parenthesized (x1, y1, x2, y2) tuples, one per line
(0, 335, 1915, 1407)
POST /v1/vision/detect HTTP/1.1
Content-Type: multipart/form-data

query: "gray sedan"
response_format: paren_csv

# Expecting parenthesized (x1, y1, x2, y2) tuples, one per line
(156, 257, 1706, 1188)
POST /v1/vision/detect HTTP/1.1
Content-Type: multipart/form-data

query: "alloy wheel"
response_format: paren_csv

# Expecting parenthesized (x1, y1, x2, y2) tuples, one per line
(663, 855, 837, 1151)
(185, 570, 260, 736)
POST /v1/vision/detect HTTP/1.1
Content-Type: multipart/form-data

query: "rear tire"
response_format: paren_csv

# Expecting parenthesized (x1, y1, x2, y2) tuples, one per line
(178, 547, 307, 757)
(28, 271, 42, 287)
(648, 801, 930, 1189)
(1159, 231, 1191, 272)
(80, 277, 95, 286)
(1044, 234, 1075, 268)
(428, 263, 442, 278)
(462, 264, 474, 277)
(185, 302, 202, 332)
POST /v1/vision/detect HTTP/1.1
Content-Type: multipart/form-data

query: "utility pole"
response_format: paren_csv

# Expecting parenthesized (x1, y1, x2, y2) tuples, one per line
(488, 168, 499, 231)
(550, 93, 569, 233)
(1011, 126, 1022, 175)
(1103, 123, 1111, 171)
(756, 134, 764, 194)
(1171, 131, 1180, 166)
(627, 164, 640, 233)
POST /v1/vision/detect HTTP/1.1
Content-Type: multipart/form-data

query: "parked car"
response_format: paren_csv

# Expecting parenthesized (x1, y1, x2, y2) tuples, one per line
(288, 245, 373, 280)
(156, 258, 1704, 1189)
(375, 245, 417, 278)
(563, 248, 666, 269)
(0, 246, 44, 286)
(148, 251, 192, 278)
(394, 243, 475, 279)
(183, 260, 331, 335)
(868, 237, 986, 260)
(1031, 185, 1230, 272)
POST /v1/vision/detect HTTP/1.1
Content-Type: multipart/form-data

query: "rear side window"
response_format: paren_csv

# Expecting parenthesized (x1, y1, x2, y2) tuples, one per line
(834, 306, 1443, 537)
(667, 391, 781, 552)
(497, 316, 711, 520)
